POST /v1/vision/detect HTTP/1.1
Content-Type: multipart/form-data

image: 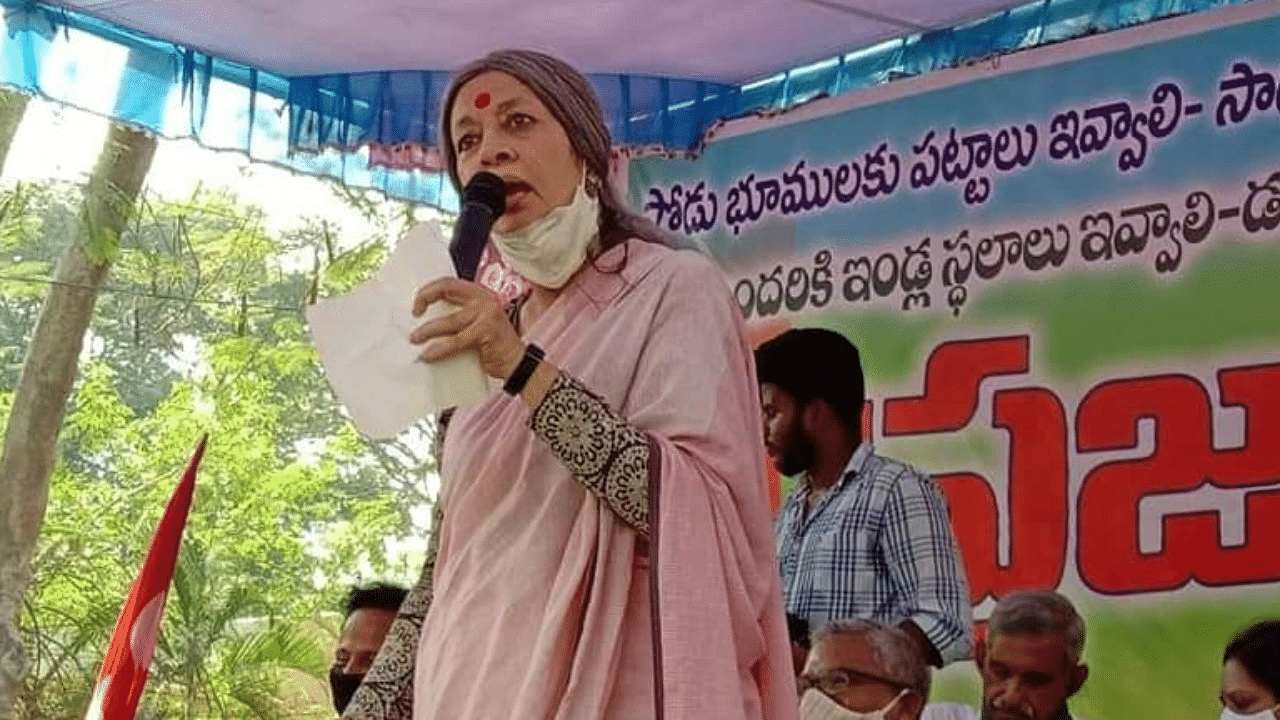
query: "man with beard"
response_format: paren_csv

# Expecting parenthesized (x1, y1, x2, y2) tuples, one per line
(756, 328, 972, 668)
(923, 591, 1090, 720)
(330, 583, 408, 715)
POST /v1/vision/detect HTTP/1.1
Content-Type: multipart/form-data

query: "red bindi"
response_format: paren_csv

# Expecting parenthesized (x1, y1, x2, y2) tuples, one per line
(474, 91, 491, 109)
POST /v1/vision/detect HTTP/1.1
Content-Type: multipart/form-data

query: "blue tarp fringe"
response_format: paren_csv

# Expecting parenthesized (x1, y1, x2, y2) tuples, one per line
(0, 0, 1258, 211)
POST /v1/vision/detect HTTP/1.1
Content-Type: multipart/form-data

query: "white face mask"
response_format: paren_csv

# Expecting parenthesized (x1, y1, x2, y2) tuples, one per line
(489, 170, 600, 290)
(799, 687, 907, 720)
(1220, 706, 1280, 720)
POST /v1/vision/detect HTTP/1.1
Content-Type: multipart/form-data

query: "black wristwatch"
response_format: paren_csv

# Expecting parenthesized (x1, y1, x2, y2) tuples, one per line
(503, 343, 546, 396)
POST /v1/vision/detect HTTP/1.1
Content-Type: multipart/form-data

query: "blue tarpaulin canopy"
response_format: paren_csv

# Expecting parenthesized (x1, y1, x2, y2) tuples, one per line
(0, 0, 1253, 208)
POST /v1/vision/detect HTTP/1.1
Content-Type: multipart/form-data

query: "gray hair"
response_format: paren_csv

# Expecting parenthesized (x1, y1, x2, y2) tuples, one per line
(988, 591, 1086, 665)
(812, 618, 931, 700)
(439, 49, 668, 253)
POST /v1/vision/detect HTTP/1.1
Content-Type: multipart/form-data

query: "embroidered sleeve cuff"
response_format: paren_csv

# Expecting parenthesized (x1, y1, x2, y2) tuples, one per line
(529, 370, 651, 536)
(341, 508, 440, 720)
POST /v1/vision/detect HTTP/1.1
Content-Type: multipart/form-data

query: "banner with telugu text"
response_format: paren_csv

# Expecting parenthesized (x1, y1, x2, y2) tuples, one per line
(630, 2, 1280, 718)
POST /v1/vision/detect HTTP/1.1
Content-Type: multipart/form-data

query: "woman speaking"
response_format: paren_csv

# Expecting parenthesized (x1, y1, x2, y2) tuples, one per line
(342, 49, 796, 720)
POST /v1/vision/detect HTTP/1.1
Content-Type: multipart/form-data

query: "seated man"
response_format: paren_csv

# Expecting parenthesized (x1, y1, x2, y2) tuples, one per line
(799, 618, 931, 720)
(330, 582, 408, 715)
(924, 590, 1089, 720)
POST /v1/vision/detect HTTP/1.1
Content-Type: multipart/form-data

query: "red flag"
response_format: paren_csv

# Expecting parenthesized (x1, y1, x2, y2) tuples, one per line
(84, 434, 207, 720)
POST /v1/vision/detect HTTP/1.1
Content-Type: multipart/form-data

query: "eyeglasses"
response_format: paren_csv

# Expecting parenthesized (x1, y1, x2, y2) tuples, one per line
(797, 667, 912, 698)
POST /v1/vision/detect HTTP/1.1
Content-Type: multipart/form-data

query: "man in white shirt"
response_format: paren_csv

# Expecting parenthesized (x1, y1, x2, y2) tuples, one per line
(923, 591, 1090, 720)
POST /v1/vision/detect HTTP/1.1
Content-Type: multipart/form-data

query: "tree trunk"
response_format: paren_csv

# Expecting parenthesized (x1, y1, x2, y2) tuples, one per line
(0, 89, 30, 176)
(0, 122, 157, 720)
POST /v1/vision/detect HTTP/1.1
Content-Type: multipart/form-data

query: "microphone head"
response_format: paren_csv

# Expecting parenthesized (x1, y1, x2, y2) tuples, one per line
(463, 172, 506, 219)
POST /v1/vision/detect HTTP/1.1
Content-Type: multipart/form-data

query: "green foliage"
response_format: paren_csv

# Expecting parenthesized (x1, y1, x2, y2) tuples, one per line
(142, 541, 330, 720)
(2, 173, 438, 719)
(0, 183, 64, 378)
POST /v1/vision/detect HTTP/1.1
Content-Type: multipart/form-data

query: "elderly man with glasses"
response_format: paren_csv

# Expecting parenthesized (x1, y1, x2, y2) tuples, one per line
(799, 618, 931, 720)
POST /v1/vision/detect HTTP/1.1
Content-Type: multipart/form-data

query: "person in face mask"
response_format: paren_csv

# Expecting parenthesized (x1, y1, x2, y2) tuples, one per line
(341, 50, 798, 720)
(1219, 619, 1280, 720)
(798, 619, 930, 720)
(329, 583, 407, 715)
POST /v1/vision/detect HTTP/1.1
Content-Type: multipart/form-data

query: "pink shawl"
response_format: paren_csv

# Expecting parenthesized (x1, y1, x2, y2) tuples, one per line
(415, 239, 797, 720)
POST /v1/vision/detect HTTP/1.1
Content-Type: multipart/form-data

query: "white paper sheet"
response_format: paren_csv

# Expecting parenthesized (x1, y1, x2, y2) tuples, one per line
(305, 221, 491, 440)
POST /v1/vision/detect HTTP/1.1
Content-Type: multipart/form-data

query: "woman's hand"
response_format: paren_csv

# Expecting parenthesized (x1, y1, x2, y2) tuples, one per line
(409, 278, 524, 381)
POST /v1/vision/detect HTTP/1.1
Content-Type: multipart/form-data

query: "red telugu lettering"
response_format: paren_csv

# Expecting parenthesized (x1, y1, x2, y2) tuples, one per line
(1075, 364, 1280, 594)
(884, 336, 1068, 602)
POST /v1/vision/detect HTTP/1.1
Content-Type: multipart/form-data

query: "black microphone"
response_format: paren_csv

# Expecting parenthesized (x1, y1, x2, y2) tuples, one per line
(449, 172, 506, 281)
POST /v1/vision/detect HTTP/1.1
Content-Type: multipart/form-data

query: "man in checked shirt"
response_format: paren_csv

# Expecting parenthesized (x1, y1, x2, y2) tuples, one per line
(756, 328, 973, 668)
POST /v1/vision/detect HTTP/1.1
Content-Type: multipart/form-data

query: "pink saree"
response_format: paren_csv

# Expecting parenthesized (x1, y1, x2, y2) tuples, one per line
(413, 238, 797, 720)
